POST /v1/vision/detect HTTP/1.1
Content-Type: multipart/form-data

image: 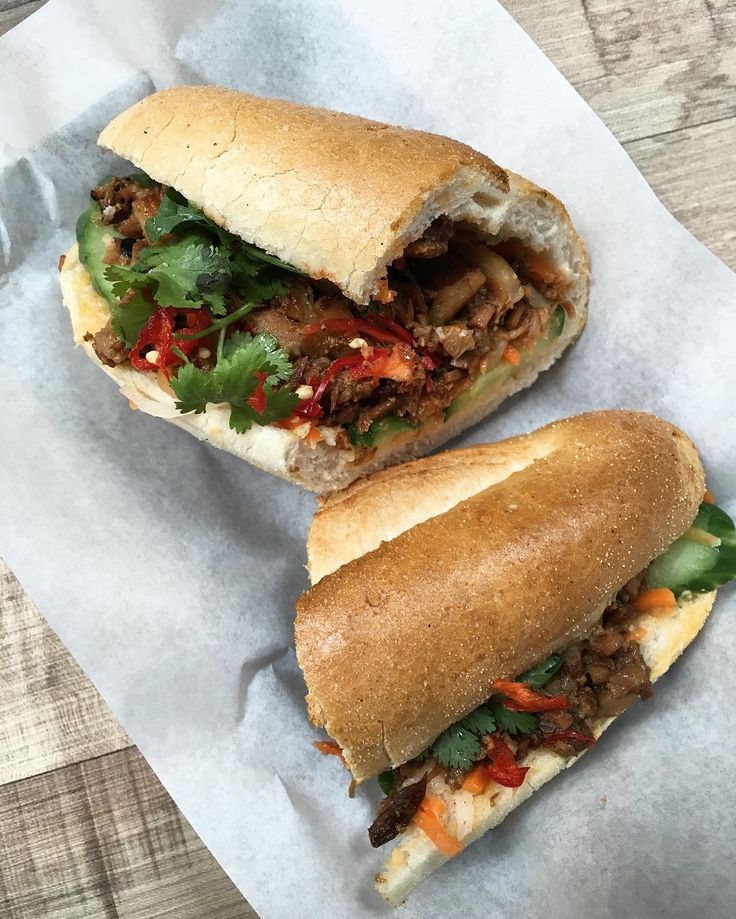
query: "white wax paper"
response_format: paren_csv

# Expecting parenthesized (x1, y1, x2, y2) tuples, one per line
(1, 1, 735, 917)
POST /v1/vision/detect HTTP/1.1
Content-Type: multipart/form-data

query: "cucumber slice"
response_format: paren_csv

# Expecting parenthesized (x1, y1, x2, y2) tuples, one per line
(647, 501, 736, 595)
(647, 538, 719, 595)
(444, 361, 513, 421)
(76, 200, 120, 306)
(348, 414, 418, 447)
(547, 304, 565, 339)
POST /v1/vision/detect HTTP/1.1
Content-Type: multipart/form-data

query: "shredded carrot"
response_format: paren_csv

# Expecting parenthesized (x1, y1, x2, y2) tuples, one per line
(502, 344, 521, 366)
(127, 400, 138, 412)
(415, 808, 463, 858)
(634, 587, 677, 612)
(461, 763, 491, 795)
(628, 626, 648, 642)
(421, 795, 446, 818)
(307, 426, 322, 444)
(704, 489, 715, 504)
(58, 253, 66, 272)
(312, 740, 347, 768)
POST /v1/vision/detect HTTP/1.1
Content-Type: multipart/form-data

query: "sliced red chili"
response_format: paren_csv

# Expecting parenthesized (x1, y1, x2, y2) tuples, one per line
(248, 371, 268, 414)
(369, 313, 414, 344)
(130, 308, 175, 372)
(295, 354, 366, 417)
(491, 680, 569, 712)
(542, 730, 595, 749)
(485, 735, 529, 788)
(175, 309, 213, 356)
(301, 317, 407, 345)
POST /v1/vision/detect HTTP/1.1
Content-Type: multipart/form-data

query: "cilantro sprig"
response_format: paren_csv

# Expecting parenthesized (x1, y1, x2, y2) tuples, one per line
(170, 332, 298, 434)
(416, 652, 563, 770)
(100, 182, 298, 346)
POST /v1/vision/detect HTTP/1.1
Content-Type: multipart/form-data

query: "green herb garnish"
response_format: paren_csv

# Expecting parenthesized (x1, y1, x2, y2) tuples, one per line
(170, 332, 298, 434)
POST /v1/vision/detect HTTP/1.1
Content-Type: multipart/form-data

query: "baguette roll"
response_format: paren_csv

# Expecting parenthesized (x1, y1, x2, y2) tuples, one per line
(295, 412, 705, 782)
(63, 87, 589, 493)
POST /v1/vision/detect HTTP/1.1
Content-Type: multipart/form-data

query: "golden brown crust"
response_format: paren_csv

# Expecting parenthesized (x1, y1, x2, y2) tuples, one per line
(97, 86, 587, 308)
(295, 412, 704, 781)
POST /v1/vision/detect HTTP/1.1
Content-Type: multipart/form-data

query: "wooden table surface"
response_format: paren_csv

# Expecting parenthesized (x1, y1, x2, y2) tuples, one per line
(1, 0, 734, 916)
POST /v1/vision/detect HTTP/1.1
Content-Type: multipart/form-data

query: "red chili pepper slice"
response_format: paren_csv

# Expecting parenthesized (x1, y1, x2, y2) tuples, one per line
(130, 308, 176, 372)
(248, 371, 268, 414)
(542, 730, 595, 749)
(491, 680, 569, 712)
(485, 735, 529, 788)
(295, 354, 366, 417)
(175, 309, 213, 356)
(301, 317, 407, 345)
(369, 313, 414, 344)
(131, 308, 214, 373)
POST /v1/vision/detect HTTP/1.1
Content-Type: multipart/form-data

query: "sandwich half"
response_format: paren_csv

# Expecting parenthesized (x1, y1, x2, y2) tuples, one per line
(61, 85, 588, 493)
(295, 411, 735, 902)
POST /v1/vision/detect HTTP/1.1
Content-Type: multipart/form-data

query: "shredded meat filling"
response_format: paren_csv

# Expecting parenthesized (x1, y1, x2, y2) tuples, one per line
(88, 178, 569, 442)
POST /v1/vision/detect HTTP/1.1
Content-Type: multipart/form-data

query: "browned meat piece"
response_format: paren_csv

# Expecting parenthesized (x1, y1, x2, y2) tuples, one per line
(405, 215, 455, 259)
(270, 278, 315, 323)
(596, 644, 651, 717)
(368, 776, 427, 848)
(91, 178, 162, 233)
(538, 710, 575, 733)
(355, 396, 398, 434)
(587, 629, 625, 657)
(330, 374, 377, 411)
(435, 325, 475, 359)
(464, 287, 502, 330)
(88, 321, 128, 367)
(561, 644, 583, 679)
(571, 685, 598, 720)
(248, 305, 305, 356)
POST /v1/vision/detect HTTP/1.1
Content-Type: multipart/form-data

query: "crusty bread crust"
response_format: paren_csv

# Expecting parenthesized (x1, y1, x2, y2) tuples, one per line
(374, 589, 715, 904)
(98, 86, 587, 307)
(295, 412, 705, 781)
(61, 241, 583, 493)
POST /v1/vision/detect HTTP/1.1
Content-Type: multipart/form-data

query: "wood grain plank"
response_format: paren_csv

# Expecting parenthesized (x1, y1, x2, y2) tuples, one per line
(0, 0, 46, 35)
(0, 561, 131, 786)
(504, 0, 736, 142)
(625, 116, 736, 268)
(0, 747, 255, 919)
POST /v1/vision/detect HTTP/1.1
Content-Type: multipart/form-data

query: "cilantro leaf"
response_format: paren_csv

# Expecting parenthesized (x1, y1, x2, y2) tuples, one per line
(488, 700, 538, 736)
(431, 724, 482, 770)
(170, 363, 220, 414)
(460, 705, 497, 737)
(170, 330, 297, 433)
(225, 332, 293, 384)
(103, 265, 154, 346)
(145, 189, 228, 244)
(517, 653, 562, 690)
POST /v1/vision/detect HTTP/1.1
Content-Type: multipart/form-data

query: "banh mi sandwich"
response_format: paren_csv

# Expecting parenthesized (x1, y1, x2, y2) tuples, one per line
(295, 411, 736, 904)
(60, 85, 588, 493)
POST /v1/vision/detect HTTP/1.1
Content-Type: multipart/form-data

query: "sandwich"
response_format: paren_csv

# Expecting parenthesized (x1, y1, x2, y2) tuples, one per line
(60, 85, 588, 493)
(295, 411, 735, 903)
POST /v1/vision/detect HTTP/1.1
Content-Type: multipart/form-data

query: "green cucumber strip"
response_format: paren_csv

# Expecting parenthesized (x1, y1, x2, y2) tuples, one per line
(348, 414, 418, 447)
(647, 538, 719, 595)
(547, 304, 565, 339)
(647, 501, 736, 595)
(76, 201, 119, 306)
